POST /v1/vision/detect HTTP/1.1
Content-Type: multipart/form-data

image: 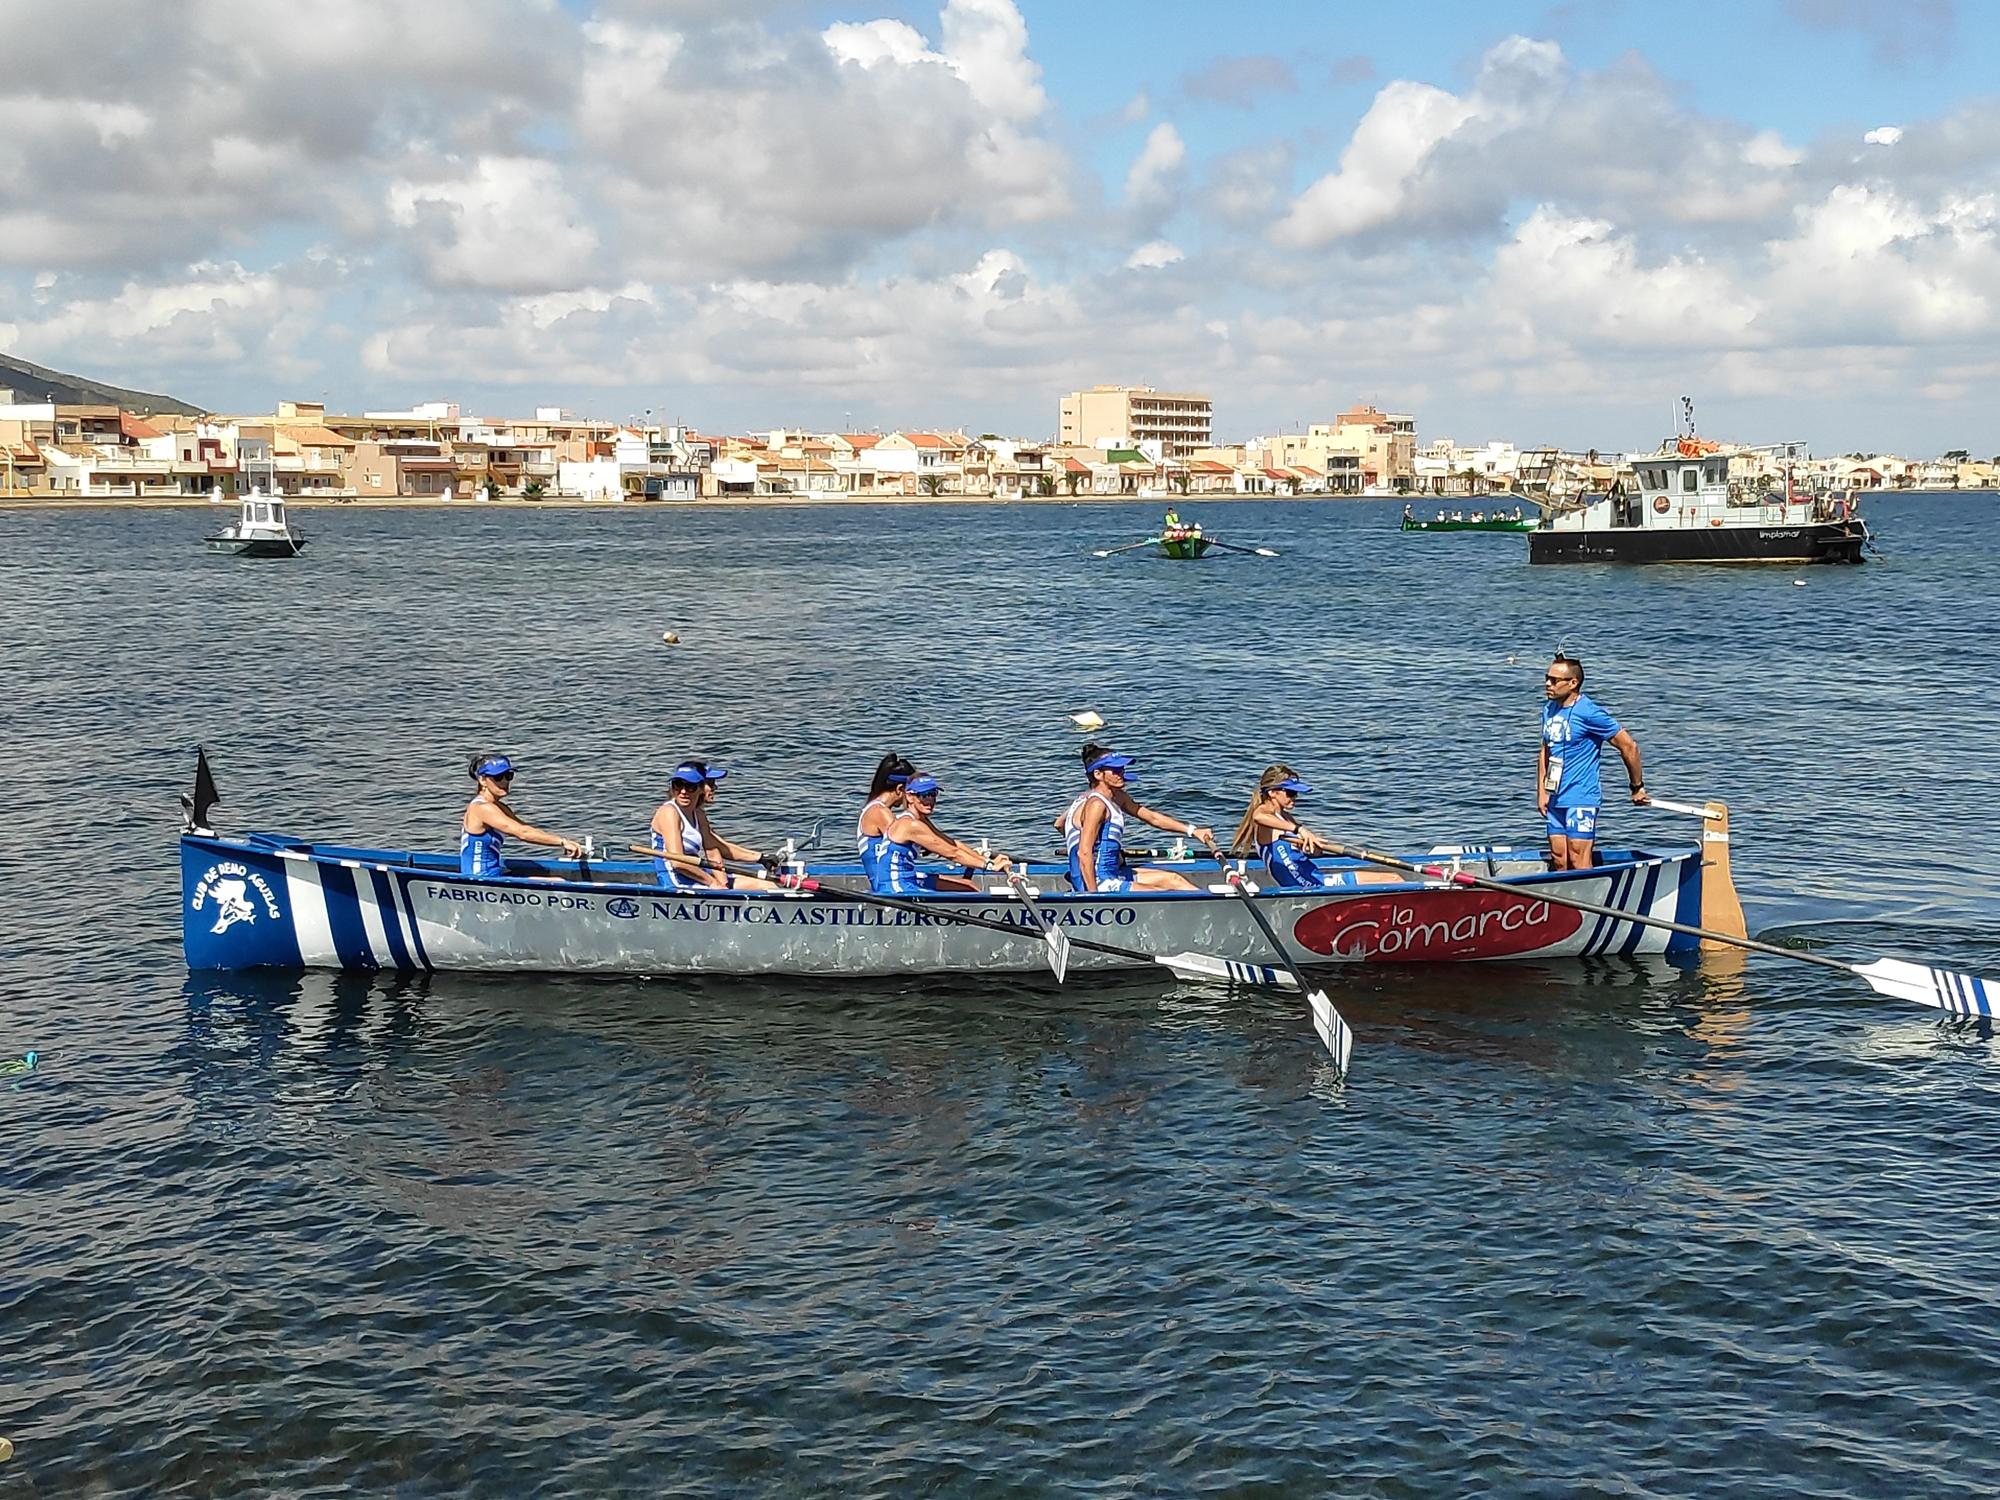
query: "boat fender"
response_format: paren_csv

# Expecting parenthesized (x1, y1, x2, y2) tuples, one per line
(1652, 496, 1670, 514)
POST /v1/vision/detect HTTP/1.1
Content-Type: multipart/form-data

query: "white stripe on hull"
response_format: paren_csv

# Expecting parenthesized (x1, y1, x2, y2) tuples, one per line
(284, 863, 338, 966)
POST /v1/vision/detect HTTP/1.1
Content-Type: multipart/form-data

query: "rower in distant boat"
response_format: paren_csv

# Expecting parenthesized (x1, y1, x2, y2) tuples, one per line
(1229, 765, 1397, 889)
(460, 755, 582, 876)
(1062, 744, 1211, 893)
(858, 752, 916, 887)
(650, 761, 783, 889)
(875, 774, 1010, 894)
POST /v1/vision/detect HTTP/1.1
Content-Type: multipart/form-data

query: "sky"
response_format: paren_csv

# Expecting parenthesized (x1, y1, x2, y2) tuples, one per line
(2, 0, 1997, 453)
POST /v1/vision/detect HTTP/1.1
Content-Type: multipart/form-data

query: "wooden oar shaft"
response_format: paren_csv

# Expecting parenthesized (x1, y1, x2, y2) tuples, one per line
(1323, 841, 1857, 977)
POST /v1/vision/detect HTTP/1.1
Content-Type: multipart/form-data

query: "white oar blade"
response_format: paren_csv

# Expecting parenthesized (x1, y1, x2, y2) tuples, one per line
(1852, 958, 1999, 1017)
(1043, 926, 1071, 984)
(1156, 952, 1300, 991)
(1308, 990, 1353, 1075)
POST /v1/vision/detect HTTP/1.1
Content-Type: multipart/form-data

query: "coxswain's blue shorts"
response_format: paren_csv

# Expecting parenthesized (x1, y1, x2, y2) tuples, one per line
(1094, 874, 1137, 894)
(1546, 804, 1600, 841)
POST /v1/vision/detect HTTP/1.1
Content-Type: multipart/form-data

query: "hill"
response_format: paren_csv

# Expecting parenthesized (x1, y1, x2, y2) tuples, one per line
(0, 352, 204, 415)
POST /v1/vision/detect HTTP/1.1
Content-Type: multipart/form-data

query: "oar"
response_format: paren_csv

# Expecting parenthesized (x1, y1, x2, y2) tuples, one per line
(625, 845, 1295, 991)
(1091, 537, 1162, 557)
(1204, 842, 1353, 1073)
(1206, 538, 1281, 558)
(1005, 868, 1070, 981)
(1319, 838, 2000, 1019)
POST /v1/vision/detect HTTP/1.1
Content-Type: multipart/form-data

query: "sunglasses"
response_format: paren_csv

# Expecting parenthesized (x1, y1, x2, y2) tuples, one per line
(1544, 675, 1577, 685)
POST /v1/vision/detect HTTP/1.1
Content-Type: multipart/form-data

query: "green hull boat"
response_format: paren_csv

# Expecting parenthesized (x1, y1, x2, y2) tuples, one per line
(1159, 533, 1214, 559)
(1401, 514, 1535, 533)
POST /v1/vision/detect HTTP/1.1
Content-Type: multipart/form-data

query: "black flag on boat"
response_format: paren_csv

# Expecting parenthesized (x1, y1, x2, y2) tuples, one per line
(181, 746, 222, 832)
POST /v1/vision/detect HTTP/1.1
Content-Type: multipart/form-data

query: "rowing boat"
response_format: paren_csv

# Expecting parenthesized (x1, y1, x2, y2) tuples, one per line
(1159, 532, 1212, 559)
(181, 827, 1707, 975)
(1401, 513, 1534, 533)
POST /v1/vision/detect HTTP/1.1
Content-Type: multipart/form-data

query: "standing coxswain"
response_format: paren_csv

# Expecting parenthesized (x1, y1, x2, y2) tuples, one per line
(1062, 744, 1210, 893)
(459, 754, 582, 877)
(1538, 656, 1648, 870)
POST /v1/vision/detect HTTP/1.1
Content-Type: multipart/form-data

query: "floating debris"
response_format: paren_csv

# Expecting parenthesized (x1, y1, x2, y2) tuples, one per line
(1068, 710, 1105, 731)
(0, 1051, 35, 1075)
(0, 1435, 13, 1462)
(1792, 579, 1807, 587)
(660, 630, 681, 645)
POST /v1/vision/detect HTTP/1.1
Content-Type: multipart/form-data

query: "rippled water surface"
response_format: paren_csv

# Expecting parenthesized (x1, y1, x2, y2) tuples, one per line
(4, 495, 1998, 1496)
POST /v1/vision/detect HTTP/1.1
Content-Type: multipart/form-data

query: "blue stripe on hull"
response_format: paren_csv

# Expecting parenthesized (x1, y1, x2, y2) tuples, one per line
(391, 872, 433, 970)
(1618, 864, 1662, 956)
(369, 867, 414, 971)
(320, 865, 378, 970)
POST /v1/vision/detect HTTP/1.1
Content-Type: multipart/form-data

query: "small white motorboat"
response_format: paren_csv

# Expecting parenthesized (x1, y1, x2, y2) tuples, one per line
(205, 490, 306, 558)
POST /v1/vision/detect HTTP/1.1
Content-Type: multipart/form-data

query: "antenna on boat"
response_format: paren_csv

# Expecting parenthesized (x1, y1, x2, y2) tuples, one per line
(180, 746, 222, 834)
(1679, 395, 1697, 441)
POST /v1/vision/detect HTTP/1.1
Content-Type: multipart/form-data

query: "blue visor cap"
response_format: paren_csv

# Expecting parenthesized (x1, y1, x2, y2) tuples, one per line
(670, 762, 708, 785)
(1087, 753, 1137, 774)
(475, 756, 516, 778)
(701, 765, 728, 782)
(904, 774, 941, 796)
(887, 772, 911, 785)
(1272, 777, 1313, 795)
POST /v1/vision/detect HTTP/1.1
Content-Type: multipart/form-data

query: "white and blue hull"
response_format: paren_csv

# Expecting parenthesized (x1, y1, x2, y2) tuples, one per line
(182, 833, 1704, 976)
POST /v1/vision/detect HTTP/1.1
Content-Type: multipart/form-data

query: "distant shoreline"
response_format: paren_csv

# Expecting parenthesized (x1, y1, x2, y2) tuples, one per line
(0, 491, 1394, 513)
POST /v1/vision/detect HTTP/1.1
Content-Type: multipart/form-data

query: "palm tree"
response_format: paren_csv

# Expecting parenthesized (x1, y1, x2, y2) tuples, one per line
(919, 473, 945, 497)
(1065, 470, 1084, 497)
(1035, 474, 1055, 497)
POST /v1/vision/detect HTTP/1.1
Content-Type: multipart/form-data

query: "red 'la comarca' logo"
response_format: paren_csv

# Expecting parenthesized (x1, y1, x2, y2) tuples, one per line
(1293, 890, 1584, 960)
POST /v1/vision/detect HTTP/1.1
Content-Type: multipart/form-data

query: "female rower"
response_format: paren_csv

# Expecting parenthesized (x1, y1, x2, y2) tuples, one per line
(460, 754, 582, 877)
(650, 761, 782, 890)
(1061, 743, 1211, 893)
(1229, 765, 1400, 888)
(857, 752, 916, 886)
(876, 774, 1011, 894)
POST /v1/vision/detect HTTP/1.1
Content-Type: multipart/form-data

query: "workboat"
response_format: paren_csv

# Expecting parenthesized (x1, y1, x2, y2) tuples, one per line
(1530, 437, 1868, 565)
(1402, 507, 1534, 533)
(179, 759, 1731, 977)
(205, 490, 306, 557)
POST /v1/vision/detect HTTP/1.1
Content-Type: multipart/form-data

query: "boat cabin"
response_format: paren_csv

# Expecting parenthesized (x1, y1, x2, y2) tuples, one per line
(1544, 443, 1843, 534)
(239, 494, 289, 535)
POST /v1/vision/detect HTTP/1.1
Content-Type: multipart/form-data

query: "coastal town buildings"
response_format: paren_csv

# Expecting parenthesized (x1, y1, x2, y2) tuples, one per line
(1059, 385, 1214, 458)
(3, 383, 1992, 504)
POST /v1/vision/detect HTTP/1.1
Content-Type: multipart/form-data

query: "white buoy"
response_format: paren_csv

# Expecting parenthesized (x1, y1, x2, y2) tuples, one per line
(1793, 579, 1807, 587)
(0, 1436, 13, 1462)
(660, 630, 681, 644)
(1068, 710, 1105, 731)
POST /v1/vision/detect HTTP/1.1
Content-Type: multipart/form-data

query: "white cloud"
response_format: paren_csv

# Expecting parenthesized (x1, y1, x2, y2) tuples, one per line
(387, 157, 599, 293)
(1273, 79, 1477, 245)
(1865, 125, 1905, 146)
(1124, 122, 1188, 218)
(1125, 241, 1184, 269)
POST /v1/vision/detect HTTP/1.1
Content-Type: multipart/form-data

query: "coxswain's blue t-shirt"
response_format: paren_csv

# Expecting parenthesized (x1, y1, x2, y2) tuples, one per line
(1542, 692, 1621, 808)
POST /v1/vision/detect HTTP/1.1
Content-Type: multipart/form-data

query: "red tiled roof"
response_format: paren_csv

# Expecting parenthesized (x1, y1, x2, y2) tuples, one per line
(839, 433, 881, 449)
(1062, 457, 1093, 474)
(903, 432, 947, 448)
(120, 414, 163, 440)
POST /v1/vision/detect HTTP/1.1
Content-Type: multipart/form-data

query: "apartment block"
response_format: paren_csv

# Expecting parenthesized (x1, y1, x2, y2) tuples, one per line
(1058, 385, 1213, 458)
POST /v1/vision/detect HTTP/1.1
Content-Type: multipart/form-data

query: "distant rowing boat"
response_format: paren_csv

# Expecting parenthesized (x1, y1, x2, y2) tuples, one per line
(1402, 511, 1534, 533)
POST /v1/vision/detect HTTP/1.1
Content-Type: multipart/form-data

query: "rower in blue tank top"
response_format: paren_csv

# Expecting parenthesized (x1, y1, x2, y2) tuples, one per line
(459, 754, 583, 876)
(650, 760, 784, 890)
(857, 752, 916, 888)
(873, 774, 1010, 894)
(1228, 765, 1398, 889)
(1059, 744, 1211, 894)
